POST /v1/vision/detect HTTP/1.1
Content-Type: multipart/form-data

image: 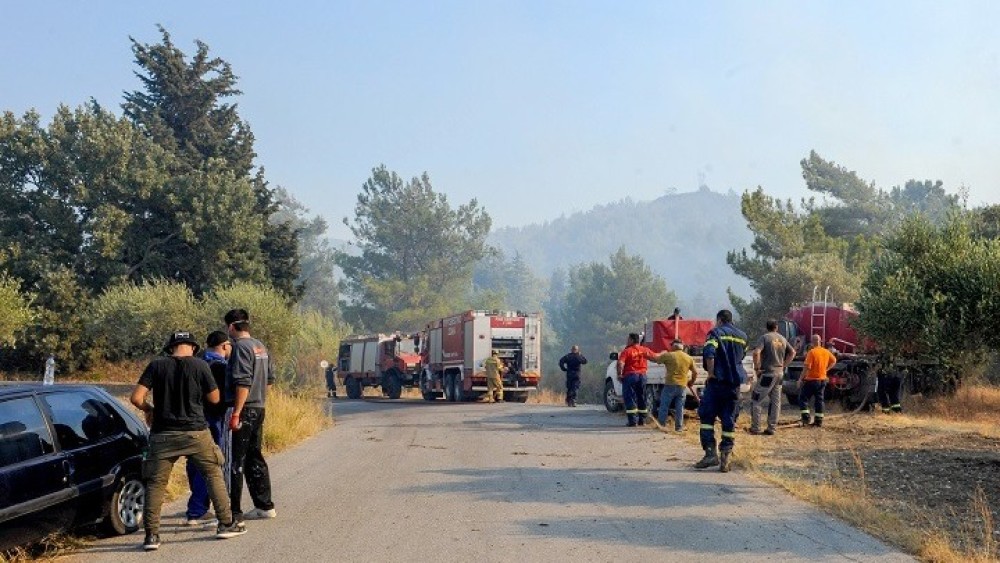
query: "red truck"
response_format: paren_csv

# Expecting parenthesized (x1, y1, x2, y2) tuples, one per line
(418, 310, 542, 403)
(337, 332, 423, 399)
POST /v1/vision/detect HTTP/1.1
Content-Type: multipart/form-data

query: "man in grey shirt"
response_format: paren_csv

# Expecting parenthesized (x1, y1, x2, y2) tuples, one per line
(223, 308, 277, 521)
(749, 320, 796, 435)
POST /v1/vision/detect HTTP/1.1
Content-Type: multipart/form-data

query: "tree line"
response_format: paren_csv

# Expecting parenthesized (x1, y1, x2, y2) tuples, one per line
(4, 26, 996, 396)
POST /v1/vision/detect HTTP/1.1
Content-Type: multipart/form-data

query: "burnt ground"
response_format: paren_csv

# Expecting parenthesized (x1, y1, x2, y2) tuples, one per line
(737, 409, 1000, 558)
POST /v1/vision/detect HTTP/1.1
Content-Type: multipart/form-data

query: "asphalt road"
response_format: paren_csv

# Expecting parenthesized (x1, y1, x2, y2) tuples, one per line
(71, 399, 913, 562)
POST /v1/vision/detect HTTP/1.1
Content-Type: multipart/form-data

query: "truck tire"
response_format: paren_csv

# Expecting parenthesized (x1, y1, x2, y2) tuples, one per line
(385, 370, 403, 400)
(604, 379, 622, 413)
(506, 392, 528, 403)
(452, 375, 465, 402)
(345, 377, 362, 400)
(420, 371, 438, 401)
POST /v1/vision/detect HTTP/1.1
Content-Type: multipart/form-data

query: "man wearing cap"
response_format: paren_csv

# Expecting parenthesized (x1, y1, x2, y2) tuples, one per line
(652, 339, 699, 431)
(184, 331, 231, 527)
(223, 309, 277, 521)
(483, 350, 506, 403)
(130, 331, 246, 551)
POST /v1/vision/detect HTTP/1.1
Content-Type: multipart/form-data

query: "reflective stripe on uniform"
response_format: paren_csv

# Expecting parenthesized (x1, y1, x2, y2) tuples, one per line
(636, 409, 648, 414)
(625, 409, 638, 414)
(704, 339, 719, 348)
(814, 413, 824, 418)
(721, 431, 736, 438)
(700, 424, 714, 430)
(800, 409, 810, 414)
(720, 335, 747, 345)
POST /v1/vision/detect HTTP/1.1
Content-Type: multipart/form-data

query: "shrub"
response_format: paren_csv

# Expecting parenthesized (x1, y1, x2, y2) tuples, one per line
(0, 274, 34, 346)
(280, 309, 349, 389)
(200, 282, 298, 362)
(87, 279, 199, 361)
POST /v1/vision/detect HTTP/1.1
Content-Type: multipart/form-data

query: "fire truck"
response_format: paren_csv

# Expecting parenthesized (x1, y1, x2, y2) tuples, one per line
(337, 332, 423, 399)
(604, 311, 754, 414)
(418, 310, 542, 403)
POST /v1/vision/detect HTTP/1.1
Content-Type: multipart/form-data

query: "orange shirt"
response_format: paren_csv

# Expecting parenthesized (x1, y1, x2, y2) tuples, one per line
(803, 347, 837, 381)
(619, 344, 654, 375)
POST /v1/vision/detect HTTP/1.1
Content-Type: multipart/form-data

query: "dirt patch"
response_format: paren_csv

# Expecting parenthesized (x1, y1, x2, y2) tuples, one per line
(746, 410, 1000, 559)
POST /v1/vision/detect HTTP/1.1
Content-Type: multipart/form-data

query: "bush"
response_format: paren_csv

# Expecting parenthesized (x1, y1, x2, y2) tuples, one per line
(87, 279, 199, 361)
(200, 282, 298, 362)
(280, 309, 348, 389)
(0, 275, 34, 346)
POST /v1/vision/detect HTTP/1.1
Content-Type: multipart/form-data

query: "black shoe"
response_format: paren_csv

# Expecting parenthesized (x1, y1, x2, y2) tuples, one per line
(637, 418, 645, 426)
(748, 428, 763, 435)
(694, 451, 720, 469)
(763, 429, 776, 436)
(626, 421, 637, 427)
(143, 534, 161, 551)
(719, 451, 732, 473)
(216, 519, 247, 539)
(811, 420, 823, 428)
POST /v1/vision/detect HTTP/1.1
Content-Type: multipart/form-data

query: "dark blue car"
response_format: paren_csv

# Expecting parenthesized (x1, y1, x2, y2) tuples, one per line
(0, 384, 148, 551)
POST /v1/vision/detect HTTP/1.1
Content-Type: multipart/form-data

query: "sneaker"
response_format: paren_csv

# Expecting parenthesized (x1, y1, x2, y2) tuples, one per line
(243, 507, 277, 520)
(143, 534, 161, 551)
(719, 451, 732, 473)
(748, 428, 763, 435)
(216, 520, 248, 539)
(674, 428, 684, 433)
(185, 517, 218, 528)
(694, 451, 719, 469)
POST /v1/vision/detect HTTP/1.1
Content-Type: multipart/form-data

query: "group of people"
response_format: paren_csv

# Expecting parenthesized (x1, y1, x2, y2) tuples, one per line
(587, 309, 847, 473)
(129, 309, 277, 551)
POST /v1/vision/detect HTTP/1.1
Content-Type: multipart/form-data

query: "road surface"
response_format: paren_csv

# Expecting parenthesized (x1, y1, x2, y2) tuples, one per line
(72, 400, 912, 562)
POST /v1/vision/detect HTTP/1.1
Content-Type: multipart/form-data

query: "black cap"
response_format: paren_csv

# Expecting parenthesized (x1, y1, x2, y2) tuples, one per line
(164, 331, 200, 354)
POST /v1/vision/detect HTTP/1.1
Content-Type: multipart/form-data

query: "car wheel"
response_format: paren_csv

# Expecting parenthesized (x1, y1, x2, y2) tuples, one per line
(604, 379, 622, 413)
(102, 474, 144, 536)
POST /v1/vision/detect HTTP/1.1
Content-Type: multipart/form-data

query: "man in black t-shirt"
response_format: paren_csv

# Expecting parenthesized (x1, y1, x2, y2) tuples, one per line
(130, 331, 247, 551)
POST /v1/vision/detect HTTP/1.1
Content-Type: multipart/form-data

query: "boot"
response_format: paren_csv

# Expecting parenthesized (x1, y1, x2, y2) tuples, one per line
(811, 417, 823, 428)
(800, 415, 811, 427)
(719, 450, 732, 473)
(694, 449, 719, 469)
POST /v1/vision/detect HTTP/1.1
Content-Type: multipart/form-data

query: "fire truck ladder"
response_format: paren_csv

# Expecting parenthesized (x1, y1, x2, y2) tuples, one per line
(811, 285, 830, 344)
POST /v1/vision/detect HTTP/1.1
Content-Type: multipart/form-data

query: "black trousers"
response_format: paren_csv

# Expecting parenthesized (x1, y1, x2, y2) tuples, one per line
(877, 373, 903, 411)
(225, 406, 274, 518)
(565, 374, 581, 404)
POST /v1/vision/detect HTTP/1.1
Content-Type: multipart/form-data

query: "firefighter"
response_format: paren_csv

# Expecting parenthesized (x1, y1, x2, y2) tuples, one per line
(484, 350, 506, 403)
(695, 309, 748, 472)
(616, 333, 657, 427)
(798, 334, 837, 427)
(876, 363, 904, 414)
(558, 345, 588, 407)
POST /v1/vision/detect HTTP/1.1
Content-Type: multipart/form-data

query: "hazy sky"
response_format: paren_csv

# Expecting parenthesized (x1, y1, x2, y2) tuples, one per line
(4, 1, 999, 238)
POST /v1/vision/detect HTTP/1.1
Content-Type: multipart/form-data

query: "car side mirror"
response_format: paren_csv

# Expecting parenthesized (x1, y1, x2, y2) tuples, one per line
(609, 352, 618, 361)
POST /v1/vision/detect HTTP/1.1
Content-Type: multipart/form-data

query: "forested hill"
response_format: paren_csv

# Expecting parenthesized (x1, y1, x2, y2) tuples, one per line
(489, 187, 754, 316)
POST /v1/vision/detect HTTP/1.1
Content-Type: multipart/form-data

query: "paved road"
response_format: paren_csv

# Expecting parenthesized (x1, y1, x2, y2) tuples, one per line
(72, 400, 912, 562)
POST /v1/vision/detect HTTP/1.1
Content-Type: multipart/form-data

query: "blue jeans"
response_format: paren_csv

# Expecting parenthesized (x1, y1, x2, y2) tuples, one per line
(698, 381, 740, 453)
(185, 414, 225, 519)
(657, 385, 686, 429)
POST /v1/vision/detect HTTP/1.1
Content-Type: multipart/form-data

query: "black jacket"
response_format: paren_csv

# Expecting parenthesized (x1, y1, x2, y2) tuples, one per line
(558, 353, 588, 376)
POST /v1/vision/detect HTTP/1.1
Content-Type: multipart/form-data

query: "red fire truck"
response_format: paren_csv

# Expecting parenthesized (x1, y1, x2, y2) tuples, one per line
(418, 310, 542, 403)
(337, 332, 423, 399)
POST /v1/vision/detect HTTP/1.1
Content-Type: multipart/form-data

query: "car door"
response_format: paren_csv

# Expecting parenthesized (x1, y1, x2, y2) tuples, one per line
(39, 390, 125, 524)
(0, 394, 73, 552)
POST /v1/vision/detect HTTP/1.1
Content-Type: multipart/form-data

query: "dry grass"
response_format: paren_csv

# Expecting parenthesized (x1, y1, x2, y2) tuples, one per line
(527, 388, 566, 405)
(0, 533, 91, 562)
(262, 385, 332, 453)
(907, 384, 1000, 425)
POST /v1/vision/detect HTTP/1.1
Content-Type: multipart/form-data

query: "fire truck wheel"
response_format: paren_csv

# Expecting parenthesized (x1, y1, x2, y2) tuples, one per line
(345, 377, 362, 400)
(506, 393, 528, 403)
(784, 392, 799, 407)
(451, 376, 465, 402)
(443, 373, 455, 402)
(385, 370, 403, 400)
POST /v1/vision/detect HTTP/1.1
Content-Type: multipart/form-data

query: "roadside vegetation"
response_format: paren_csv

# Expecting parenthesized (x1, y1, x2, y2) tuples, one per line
(658, 383, 1000, 562)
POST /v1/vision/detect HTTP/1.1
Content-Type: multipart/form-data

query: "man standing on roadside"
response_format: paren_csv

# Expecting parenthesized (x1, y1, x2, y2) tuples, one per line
(799, 334, 837, 427)
(483, 350, 506, 403)
(184, 331, 231, 527)
(616, 333, 657, 427)
(558, 345, 588, 407)
(223, 309, 277, 521)
(131, 331, 247, 551)
(652, 339, 698, 431)
(695, 310, 748, 473)
(749, 320, 795, 436)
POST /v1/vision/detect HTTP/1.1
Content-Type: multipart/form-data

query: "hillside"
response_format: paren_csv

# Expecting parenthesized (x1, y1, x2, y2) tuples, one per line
(490, 187, 755, 316)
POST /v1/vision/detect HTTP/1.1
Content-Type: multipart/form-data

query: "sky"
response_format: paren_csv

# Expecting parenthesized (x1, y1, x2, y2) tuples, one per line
(3, 1, 999, 239)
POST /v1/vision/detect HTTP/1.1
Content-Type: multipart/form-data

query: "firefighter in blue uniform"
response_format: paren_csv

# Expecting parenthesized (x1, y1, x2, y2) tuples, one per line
(695, 309, 748, 473)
